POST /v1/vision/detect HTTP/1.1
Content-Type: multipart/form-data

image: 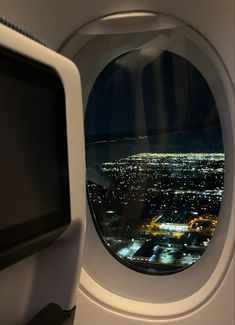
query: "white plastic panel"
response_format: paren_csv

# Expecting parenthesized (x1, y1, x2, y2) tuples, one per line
(62, 14, 234, 324)
(76, 258, 234, 325)
(0, 23, 86, 324)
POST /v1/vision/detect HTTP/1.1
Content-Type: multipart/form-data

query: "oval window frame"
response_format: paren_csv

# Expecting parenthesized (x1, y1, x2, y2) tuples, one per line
(69, 16, 234, 318)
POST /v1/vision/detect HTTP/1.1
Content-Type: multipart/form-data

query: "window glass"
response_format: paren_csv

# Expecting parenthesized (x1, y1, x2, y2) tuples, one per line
(85, 50, 224, 275)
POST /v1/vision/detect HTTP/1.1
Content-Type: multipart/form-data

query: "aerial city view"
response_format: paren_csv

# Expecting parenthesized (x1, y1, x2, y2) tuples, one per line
(85, 50, 224, 274)
(87, 151, 224, 274)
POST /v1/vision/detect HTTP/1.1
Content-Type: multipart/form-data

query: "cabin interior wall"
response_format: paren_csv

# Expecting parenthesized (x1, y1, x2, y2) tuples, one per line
(0, 0, 234, 84)
(0, 1, 234, 325)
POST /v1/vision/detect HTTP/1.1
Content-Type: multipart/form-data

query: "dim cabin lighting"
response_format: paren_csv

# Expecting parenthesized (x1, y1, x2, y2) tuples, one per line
(100, 12, 158, 25)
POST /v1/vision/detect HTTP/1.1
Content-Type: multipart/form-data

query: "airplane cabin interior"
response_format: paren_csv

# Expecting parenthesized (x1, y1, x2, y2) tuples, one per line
(0, 1, 234, 324)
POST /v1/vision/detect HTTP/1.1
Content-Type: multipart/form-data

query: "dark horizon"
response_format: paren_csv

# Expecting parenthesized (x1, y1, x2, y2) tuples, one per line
(85, 51, 223, 154)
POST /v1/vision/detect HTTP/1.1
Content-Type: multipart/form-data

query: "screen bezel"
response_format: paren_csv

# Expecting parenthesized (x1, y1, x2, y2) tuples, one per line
(0, 45, 71, 269)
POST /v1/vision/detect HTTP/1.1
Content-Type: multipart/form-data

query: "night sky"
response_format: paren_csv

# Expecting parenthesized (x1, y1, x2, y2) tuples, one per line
(85, 50, 223, 153)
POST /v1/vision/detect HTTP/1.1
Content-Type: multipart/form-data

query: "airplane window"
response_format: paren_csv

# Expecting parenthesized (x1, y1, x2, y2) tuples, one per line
(85, 50, 224, 275)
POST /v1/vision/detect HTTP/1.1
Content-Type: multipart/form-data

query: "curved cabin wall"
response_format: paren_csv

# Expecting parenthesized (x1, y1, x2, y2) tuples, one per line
(64, 12, 234, 325)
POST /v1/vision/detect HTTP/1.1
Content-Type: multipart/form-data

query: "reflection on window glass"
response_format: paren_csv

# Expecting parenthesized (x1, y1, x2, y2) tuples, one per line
(85, 50, 224, 275)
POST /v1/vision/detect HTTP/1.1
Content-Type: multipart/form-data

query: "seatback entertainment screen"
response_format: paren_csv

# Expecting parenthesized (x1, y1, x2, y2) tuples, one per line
(0, 46, 70, 266)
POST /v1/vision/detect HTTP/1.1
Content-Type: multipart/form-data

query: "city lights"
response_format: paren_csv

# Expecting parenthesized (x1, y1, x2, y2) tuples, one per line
(88, 152, 224, 274)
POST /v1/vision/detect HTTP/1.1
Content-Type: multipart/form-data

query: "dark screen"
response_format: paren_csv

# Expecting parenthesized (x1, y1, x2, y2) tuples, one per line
(0, 47, 70, 250)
